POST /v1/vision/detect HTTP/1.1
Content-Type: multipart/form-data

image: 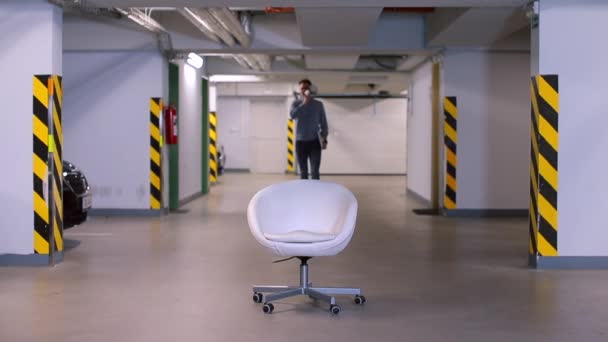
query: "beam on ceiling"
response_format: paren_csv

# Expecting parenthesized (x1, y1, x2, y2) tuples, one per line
(206, 57, 412, 75)
(88, 0, 529, 8)
(64, 10, 429, 54)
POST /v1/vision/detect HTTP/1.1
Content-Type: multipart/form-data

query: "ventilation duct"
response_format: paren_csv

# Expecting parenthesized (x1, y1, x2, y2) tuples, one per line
(178, 7, 271, 71)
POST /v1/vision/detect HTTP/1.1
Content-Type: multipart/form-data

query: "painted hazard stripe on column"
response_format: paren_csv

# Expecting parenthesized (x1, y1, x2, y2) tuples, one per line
(209, 111, 218, 183)
(33, 75, 51, 254)
(150, 98, 162, 209)
(51, 75, 63, 252)
(531, 75, 559, 257)
(444, 96, 458, 210)
(287, 119, 295, 172)
(529, 79, 540, 257)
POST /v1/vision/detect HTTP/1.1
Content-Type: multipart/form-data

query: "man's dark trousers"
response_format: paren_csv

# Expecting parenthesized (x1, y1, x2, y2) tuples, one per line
(296, 140, 321, 180)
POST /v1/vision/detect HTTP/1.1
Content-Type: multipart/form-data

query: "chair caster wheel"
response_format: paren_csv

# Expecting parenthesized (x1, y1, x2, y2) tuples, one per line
(354, 295, 366, 305)
(330, 304, 341, 315)
(262, 303, 274, 314)
(253, 292, 263, 303)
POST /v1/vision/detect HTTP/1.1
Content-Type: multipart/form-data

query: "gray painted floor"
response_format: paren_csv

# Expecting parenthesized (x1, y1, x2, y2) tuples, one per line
(1, 174, 608, 341)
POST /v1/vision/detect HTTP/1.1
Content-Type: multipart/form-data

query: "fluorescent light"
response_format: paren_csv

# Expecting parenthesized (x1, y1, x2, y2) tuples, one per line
(187, 53, 203, 69)
(209, 75, 267, 82)
(209, 84, 217, 112)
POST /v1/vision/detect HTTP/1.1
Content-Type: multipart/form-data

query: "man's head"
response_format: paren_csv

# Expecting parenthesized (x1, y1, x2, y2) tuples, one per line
(298, 78, 312, 96)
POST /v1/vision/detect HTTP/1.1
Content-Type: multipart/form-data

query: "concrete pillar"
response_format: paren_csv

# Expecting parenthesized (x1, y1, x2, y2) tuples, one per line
(439, 49, 531, 216)
(529, 0, 608, 268)
(168, 63, 179, 210)
(202, 78, 210, 195)
(177, 61, 203, 203)
(209, 84, 217, 116)
(208, 83, 218, 184)
(0, 1, 63, 265)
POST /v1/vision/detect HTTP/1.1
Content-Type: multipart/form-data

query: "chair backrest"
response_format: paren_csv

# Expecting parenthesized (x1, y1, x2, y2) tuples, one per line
(248, 180, 357, 236)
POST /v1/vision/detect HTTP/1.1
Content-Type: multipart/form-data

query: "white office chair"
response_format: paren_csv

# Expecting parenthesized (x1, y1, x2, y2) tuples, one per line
(247, 180, 365, 315)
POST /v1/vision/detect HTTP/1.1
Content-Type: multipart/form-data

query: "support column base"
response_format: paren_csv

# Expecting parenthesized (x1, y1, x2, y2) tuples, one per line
(0, 252, 64, 266)
(530, 256, 608, 269)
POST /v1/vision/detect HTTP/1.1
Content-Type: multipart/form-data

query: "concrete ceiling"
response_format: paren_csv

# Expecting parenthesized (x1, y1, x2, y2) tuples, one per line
(296, 8, 383, 46)
(304, 55, 361, 70)
(426, 7, 529, 46)
(89, 0, 528, 7)
(65, 0, 531, 94)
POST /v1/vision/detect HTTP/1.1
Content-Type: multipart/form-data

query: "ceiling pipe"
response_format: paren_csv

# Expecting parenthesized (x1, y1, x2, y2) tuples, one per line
(177, 7, 272, 71)
(241, 11, 253, 37)
(240, 12, 271, 71)
(261, 6, 434, 14)
(233, 54, 260, 71)
(189, 8, 237, 47)
(233, 55, 254, 69)
(241, 54, 263, 71)
(206, 9, 270, 71)
(177, 7, 256, 69)
(209, 9, 272, 71)
(177, 8, 222, 44)
(48, 0, 122, 18)
(253, 54, 272, 71)
(208, 8, 251, 48)
(115, 8, 167, 33)
(114, 8, 173, 55)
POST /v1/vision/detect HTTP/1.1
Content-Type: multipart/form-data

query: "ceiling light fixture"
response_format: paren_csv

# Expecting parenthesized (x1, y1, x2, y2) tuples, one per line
(187, 53, 204, 69)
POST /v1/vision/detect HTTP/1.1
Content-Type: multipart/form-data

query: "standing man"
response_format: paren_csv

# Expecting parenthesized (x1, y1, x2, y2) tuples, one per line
(290, 79, 328, 180)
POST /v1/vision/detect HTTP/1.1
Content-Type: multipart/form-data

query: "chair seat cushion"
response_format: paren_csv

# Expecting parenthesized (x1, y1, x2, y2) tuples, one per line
(264, 230, 337, 243)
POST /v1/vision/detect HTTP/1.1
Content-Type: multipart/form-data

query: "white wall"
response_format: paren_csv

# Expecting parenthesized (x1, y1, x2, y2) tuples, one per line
(178, 62, 202, 200)
(249, 98, 289, 173)
(442, 50, 530, 209)
(217, 98, 251, 170)
(63, 12, 158, 51)
(63, 51, 166, 209)
(217, 96, 286, 172)
(538, 0, 608, 255)
(218, 83, 408, 175)
(217, 82, 292, 97)
(407, 61, 434, 202)
(0, 1, 62, 254)
(531, 25, 539, 76)
(321, 98, 407, 174)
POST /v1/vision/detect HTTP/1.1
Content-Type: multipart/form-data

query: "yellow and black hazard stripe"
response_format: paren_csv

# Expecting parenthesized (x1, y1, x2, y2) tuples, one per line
(209, 111, 218, 183)
(531, 75, 559, 257)
(33, 75, 51, 254)
(150, 98, 162, 209)
(33, 74, 64, 255)
(51, 75, 63, 252)
(529, 80, 540, 257)
(444, 96, 458, 210)
(287, 119, 295, 172)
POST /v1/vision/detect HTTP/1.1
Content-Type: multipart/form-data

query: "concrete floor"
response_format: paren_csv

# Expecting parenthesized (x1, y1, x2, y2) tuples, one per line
(1, 174, 608, 341)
